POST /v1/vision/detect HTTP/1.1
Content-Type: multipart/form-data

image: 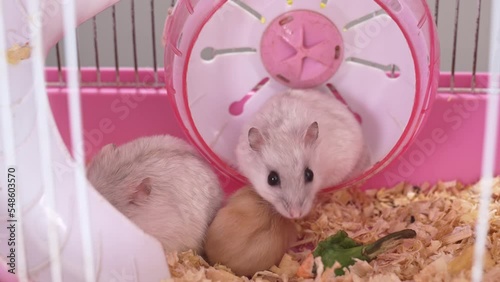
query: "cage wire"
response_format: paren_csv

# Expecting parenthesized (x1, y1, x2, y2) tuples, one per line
(471, 1, 500, 281)
(44, 0, 497, 94)
(1, 0, 499, 281)
(60, 0, 97, 280)
(27, 0, 63, 280)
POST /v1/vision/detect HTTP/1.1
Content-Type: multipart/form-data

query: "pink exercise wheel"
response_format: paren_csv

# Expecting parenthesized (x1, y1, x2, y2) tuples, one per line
(164, 0, 440, 189)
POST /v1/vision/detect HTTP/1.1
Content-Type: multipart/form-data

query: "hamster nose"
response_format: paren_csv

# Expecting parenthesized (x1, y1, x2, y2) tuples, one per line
(289, 208, 302, 219)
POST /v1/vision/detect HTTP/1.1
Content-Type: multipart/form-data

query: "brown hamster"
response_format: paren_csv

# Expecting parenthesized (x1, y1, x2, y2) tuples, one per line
(86, 134, 224, 255)
(204, 186, 297, 277)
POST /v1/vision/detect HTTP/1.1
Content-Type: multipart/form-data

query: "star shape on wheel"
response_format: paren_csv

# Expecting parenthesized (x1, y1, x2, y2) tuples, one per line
(279, 24, 336, 81)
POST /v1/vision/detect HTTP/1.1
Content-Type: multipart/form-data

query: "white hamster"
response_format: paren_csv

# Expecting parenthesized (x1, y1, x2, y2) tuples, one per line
(86, 134, 224, 255)
(235, 88, 368, 220)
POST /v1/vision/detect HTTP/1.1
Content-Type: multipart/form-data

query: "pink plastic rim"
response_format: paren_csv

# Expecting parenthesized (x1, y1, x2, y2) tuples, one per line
(260, 10, 344, 89)
(340, 0, 441, 190)
(164, 0, 441, 191)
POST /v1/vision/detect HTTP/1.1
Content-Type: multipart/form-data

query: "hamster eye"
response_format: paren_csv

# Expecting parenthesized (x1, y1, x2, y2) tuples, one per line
(267, 171, 280, 186)
(305, 168, 314, 183)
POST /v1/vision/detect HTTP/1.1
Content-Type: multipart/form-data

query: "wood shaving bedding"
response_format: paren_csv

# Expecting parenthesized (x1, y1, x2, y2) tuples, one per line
(163, 177, 500, 282)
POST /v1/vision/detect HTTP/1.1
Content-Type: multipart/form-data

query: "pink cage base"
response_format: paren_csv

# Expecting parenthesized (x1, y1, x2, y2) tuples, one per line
(46, 67, 500, 195)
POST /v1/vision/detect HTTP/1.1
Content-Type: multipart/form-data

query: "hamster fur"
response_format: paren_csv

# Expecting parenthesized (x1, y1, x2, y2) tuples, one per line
(235, 88, 369, 220)
(204, 186, 297, 277)
(86, 134, 224, 254)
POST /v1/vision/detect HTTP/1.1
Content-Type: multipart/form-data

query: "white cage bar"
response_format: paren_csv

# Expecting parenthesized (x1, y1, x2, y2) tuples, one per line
(61, 0, 97, 280)
(472, 0, 500, 281)
(27, 0, 63, 280)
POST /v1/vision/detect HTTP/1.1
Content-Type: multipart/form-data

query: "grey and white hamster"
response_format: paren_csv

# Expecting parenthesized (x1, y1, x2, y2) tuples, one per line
(235, 88, 369, 220)
(86, 134, 224, 255)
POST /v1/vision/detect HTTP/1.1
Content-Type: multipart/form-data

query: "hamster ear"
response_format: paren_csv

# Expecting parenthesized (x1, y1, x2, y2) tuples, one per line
(101, 143, 117, 153)
(130, 177, 152, 205)
(248, 127, 264, 151)
(304, 121, 319, 146)
(85, 143, 116, 168)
